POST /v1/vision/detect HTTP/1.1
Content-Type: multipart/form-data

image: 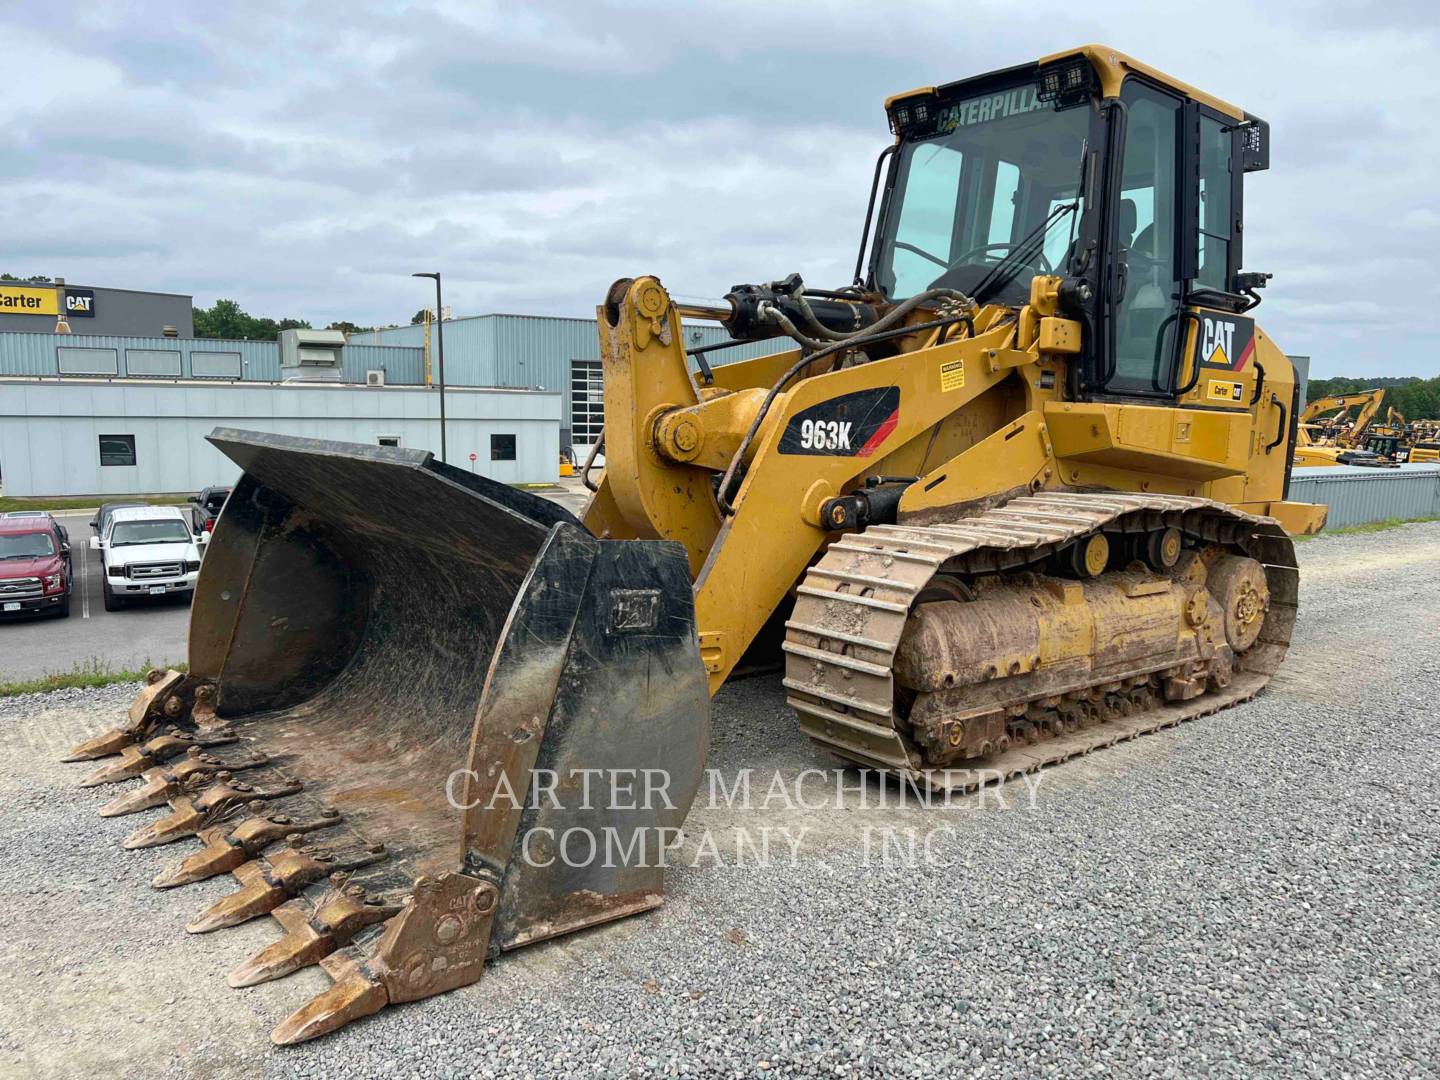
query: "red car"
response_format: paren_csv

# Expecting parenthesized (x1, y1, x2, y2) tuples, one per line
(0, 514, 72, 618)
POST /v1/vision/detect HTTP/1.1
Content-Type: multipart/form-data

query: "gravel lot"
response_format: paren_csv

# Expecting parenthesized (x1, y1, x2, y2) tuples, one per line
(1, 522, 1437, 1078)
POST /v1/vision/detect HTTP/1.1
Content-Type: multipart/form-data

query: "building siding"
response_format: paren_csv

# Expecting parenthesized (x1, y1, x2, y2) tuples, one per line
(0, 332, 422, 384)
(0, 380, 559, 496)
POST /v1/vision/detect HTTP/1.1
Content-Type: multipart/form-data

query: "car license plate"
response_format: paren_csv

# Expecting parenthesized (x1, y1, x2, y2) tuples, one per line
(3, 602, 18, 612)
(148, 586, 167, 595)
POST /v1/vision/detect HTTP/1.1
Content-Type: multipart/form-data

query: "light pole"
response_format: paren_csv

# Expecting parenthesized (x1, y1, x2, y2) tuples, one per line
(413, 272, 446, 462)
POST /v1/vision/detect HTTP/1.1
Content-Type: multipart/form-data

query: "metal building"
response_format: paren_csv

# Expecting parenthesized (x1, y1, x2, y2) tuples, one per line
(0, 280, 193, 337)
(0, 380, 558, 496)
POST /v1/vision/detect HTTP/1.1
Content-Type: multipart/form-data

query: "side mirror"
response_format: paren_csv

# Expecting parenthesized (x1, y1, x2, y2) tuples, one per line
(89, 536, 101, 551)
(89, 519, 98, 531)
(187, 495, 200, 503)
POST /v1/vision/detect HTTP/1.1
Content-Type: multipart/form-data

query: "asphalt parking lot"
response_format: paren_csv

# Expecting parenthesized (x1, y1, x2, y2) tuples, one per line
(0, 511, 192, 682)
(0, 522, 1437, 1077)
(0, 481, 592, 684)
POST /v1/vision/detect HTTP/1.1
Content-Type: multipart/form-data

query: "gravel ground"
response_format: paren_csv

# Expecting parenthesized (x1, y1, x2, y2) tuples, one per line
(1, 523, 1438, 1078)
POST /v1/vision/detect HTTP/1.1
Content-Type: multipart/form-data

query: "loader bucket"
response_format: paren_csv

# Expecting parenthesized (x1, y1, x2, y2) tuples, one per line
(64, 429, 710, 1044)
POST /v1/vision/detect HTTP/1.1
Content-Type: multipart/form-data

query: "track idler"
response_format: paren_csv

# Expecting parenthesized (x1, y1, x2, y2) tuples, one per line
(63, 429, 710, 1044)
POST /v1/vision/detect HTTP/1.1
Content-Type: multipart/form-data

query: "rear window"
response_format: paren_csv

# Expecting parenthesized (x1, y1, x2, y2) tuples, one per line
(1415, 442, 1440, 451)
(0, 531, 56, 559)
(204, 493, 229, 511)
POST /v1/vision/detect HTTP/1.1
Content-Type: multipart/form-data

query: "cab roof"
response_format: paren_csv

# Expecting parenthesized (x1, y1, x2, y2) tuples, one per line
(109, 505, 187, 524)
(887, 43, 1245, 122)
(0, 515, 55, 535)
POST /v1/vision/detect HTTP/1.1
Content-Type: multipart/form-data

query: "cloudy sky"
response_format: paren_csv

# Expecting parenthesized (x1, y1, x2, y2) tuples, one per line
(2, 1, 1435, 377)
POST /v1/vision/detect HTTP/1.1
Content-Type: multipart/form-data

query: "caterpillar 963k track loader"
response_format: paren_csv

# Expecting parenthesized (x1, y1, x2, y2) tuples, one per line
(66, 45, 1326, 1044)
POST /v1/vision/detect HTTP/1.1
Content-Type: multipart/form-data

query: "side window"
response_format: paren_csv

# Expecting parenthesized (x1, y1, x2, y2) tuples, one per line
(986, 160, 1021, 246)
(888, 143, 964, 297)
(1196, 116, 1233, 290)
(1110, 83, 1181, 388)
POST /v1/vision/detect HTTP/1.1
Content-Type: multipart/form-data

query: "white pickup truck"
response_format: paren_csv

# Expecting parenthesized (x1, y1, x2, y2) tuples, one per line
(91, 505, 204, 611)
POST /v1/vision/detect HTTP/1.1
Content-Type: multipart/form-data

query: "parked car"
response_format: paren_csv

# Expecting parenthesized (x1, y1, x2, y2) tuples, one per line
(91, 506, 203, 611)
(0, 515, 72, 618)
(188, 486, 232, 537)
(91, 502, 146, 539)
(1, 511, 70, 569)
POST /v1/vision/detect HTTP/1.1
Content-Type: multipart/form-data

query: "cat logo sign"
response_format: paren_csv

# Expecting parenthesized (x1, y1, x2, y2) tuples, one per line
(0, 284, 59, 316)
(1196, 313, 1256, 371)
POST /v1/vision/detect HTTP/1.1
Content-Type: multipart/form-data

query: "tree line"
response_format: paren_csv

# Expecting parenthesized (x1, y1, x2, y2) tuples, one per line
(1307, 376, 1440, 422)
(192, 299, 436, 340)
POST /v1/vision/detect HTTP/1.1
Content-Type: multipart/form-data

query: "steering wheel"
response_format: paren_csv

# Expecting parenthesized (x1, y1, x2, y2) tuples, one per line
(893, 239, 1055, 278)
(891, 240, 949, 269)
(951, 241, 1054, 274)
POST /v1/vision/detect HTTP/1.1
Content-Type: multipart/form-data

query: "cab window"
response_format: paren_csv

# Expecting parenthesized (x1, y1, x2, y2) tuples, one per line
(1196, 115, 1233, 290)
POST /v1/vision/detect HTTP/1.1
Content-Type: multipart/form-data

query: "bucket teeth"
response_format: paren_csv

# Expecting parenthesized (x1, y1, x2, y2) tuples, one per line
(98, 750, 269, 818)
(187, 841, 389, 934)
(62, 725, 143, 763)
(122, 775, 302, 850)
(229, 883, 402, 987)
(78, 726, 237, 788)
(270, 956, 388, 1046)
(63, 669, 192, 762)
(150, 807, 343, 889)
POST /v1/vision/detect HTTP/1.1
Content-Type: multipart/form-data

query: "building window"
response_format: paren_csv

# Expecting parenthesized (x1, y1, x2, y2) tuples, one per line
(491, 434, 517, 461)
(377, 435, 401, 447)
(98, 434, 136, 467)
(125, 348, 182, 376)
(57, 347, 119, 376)
(571, 359, 603, 447)
(191, 351, 243, 378)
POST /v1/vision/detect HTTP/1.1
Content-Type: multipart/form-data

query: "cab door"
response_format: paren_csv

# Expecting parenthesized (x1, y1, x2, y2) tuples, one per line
(1102, 79, 1185, 396)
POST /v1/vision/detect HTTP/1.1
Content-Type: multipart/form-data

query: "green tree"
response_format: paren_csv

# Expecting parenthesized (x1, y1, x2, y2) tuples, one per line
(192, 299, 312, 340)
(0, 272, 53, 282)
(410, 308, 432, 325)
(326, 320, 374, 335)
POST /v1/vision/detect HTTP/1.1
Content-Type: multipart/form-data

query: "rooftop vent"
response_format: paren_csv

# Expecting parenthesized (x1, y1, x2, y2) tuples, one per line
(279, 328, 346, 383)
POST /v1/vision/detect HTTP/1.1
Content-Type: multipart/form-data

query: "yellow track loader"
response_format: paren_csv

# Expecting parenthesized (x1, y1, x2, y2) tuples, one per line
(66, 45, 1326, 1045)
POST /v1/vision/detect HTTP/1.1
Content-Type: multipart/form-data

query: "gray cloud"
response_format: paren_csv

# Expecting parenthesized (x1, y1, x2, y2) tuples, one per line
(1, 1, 1436, 376)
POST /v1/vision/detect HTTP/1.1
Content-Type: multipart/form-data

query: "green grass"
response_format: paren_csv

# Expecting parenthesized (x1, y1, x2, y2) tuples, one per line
(0, 495, 192, 513)
(1294, 514, 1440, 541)
(0, 657, 186, 699)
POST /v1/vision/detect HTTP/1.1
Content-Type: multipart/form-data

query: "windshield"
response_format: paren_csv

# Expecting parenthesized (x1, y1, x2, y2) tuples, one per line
(111, 520, 191, 546)
(876, 85, 1092, 301)
(0, 532, 55, 559)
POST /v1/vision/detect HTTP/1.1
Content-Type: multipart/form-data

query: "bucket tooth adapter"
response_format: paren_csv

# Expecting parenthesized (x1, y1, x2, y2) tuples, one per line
(65, 44, 1327, 1045)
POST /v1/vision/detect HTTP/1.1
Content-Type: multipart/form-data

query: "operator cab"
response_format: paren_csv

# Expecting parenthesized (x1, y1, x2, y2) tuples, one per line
(871, 45, 1271, 402)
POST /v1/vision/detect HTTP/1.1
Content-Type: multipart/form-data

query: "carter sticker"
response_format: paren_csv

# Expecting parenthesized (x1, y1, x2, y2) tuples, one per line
(1207, 379, 1244, 403)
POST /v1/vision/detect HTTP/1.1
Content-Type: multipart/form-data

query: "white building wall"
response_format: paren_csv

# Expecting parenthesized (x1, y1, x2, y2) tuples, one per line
(0, 380, 560, 496)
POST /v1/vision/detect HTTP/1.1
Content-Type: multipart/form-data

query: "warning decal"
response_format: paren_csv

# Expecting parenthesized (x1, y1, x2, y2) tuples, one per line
(940, 359, 966, 392)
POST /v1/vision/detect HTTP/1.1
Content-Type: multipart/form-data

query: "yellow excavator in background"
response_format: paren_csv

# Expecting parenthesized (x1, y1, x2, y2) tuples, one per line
(64, 45, 1326, 1045)
(1293, 388, 1395, 467)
